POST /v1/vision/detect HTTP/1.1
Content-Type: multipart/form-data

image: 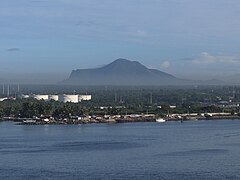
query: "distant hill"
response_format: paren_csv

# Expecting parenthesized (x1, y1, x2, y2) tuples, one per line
(221, 74, 240, 85)
(62, 58, 225, 86)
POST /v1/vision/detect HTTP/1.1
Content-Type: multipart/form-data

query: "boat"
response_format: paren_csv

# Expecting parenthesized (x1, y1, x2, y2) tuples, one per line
(156, 118, 166, 123)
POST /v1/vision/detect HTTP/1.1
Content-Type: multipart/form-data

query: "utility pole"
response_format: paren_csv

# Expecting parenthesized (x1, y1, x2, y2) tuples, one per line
(188, 106, 191, 115)
(2, 84, 4, 95)
(233, 86, 236, 100)
(150, 92, 153, 104)
(120, 96, 123, 103)
(7, 84, 10, 97)
(115, 93, 117, 103)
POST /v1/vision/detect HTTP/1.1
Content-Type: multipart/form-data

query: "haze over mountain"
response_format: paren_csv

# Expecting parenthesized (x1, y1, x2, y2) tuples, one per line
(62, 59, 224, 86)
(221, 74, 240, 85)
(0, 73, 67, 85)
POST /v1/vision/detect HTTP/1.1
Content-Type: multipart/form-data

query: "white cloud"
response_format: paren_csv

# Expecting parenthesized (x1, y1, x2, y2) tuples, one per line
(161, 61, 170, 69)
(127, 30, 146, 37)
(192, 52, 239, 64)
(135, 30, 146, 37)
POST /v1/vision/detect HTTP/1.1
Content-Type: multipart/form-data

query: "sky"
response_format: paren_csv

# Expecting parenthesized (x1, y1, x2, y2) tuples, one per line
(1, 0, 240, 83)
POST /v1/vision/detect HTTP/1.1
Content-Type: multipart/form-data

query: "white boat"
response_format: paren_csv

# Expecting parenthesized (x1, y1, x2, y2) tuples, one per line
(156, 118, 166, 123)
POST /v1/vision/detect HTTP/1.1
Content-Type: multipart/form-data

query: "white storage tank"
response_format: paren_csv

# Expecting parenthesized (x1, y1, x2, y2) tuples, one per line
(48, 95, 59, 101)
(0, 98, 7, 102)
(21, 95, 30, 99)
(33, 95, 49, 101)
(78, 95, 92, 102)
(59, 94, 79, 103)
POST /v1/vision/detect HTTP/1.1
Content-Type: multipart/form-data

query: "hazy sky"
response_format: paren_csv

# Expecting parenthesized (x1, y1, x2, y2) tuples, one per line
(1, 0, 240, 82)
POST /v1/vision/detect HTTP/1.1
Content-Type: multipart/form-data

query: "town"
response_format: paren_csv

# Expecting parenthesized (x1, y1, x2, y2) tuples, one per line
(0, 85, 240, 125)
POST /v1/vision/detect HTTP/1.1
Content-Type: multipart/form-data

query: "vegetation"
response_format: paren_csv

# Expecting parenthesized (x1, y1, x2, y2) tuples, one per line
(1, 85, 240, 118)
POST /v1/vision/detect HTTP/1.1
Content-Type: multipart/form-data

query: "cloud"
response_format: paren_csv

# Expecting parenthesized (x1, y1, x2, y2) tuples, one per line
(76, 20, 99, 27)
(192, 52, 239, 64)
(6, 48, 20, 52)
(31, 0, 48, 2)
(128, 30, 147, 37)
(135, 30, 146, 37)
(161, 61, 170, 69)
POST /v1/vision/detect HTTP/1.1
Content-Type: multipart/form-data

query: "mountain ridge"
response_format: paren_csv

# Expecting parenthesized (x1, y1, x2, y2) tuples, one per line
(62, 58, 225, 86)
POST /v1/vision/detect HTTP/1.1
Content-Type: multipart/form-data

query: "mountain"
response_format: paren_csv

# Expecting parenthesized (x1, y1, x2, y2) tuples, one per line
(62, 58, 225, 86)
(221, 74, 240, 85)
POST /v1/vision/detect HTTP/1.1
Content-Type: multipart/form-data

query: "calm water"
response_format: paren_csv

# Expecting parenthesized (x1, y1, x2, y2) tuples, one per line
(1, 120, 240, 180)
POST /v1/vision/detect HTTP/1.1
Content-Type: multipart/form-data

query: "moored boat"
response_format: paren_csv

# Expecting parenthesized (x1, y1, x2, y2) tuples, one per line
(156, 118, 166, 123)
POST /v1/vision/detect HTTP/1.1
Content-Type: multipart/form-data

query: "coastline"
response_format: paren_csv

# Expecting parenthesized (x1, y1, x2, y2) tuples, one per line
(1, 114, 240, 125)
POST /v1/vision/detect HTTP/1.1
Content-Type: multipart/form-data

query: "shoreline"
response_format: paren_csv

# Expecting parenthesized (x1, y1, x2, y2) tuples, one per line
(1, 115, 240, 125)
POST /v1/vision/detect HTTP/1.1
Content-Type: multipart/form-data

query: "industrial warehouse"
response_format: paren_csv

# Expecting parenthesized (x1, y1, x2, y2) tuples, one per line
(22, 94, 92, 103)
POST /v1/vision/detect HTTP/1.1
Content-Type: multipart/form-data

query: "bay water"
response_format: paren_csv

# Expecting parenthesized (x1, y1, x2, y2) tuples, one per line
(0, 120, 240, 179)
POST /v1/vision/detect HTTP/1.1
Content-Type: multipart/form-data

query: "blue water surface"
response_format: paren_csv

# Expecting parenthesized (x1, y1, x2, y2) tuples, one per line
(0, 120, 240, 180)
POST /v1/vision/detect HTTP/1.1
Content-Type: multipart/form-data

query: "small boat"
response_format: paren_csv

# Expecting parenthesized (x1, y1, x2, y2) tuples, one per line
(156, 118, 166, 123)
